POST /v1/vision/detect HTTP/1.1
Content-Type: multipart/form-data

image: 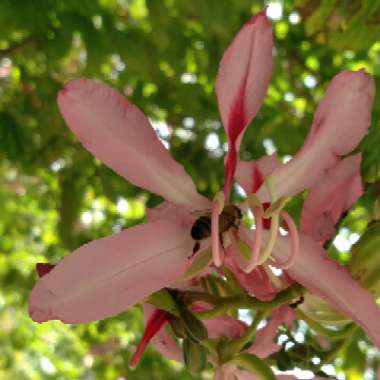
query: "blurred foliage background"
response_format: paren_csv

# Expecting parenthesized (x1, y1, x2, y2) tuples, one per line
(1, 0, 380, 379)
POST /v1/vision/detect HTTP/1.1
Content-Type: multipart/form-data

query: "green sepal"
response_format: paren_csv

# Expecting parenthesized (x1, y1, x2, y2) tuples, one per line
(180, 248, 212, 282)
(168, 315, 187, 339)
(177, 303, 208, 343)
(183, 338, 208, 374)
(146, 289, 179, 316)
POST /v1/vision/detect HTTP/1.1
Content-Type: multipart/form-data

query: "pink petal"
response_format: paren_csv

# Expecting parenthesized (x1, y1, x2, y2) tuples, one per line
(29, 221, 193, 324)
(272, 233, 380, 349)
(247, 305, 295, 358)
(58, 80, 209, 209)
(257, 70, 374, 201)
(143, 305, 182, 362)
(300, 154, 363, 243)
(215, 12, 273, 196)
(146, 201, 199, 228)
(236, 154, 281, 194)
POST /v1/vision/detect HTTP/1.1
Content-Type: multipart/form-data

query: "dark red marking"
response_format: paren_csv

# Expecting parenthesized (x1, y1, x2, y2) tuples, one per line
(130, 309, 169, 368)
(36, 263, 55, 278)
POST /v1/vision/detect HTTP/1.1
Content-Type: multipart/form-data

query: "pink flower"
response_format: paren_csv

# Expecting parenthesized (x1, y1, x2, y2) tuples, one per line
(28, 10, 273, 325)
(28, 9, 380, 371)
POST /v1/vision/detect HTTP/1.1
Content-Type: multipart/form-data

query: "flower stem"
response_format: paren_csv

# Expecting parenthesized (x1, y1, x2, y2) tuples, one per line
(185, 283, 304, 320)
(218, 310, 266, 362)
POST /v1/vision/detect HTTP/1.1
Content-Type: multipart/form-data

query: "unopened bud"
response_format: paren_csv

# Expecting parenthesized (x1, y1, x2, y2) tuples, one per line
(168, 315, 187, 339)
(177, 303, 208, 343)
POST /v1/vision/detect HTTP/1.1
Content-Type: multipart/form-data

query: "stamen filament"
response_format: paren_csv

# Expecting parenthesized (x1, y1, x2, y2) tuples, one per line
(264, 176, 277, 203)
(257, 211, 280, 265)
(211, 192, 225, 267)
(246, 206, 263, 273)
(275, 210, 300, 269)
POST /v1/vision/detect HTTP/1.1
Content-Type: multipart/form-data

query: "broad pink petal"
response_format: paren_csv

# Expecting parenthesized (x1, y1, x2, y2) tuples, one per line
(300, 154, 362, 243)
(257, 71, 374, 201)
(29, 221, 193, 324)
(58, 80, 209, 209)
(236, 154, 280, 194)
(146, 201, 198, 228)
(215, 12, 273, 196)
(272, 233, 380, 349)
(142, 305, 182, 362)
(247, 305, 295, 358)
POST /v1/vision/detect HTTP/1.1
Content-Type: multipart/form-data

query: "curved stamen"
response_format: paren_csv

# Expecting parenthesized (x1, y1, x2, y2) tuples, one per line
(257, 211, 280, 265)
(246, 206, 263, 273)
(275, 210, 300, 269)
(211, 192, 225, 267)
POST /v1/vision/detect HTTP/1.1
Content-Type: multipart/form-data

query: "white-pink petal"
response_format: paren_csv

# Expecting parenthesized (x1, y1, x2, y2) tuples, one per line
(58, 80, 209, 209)
(215, 11, 273, 197)
(272, 233, 380, 349)
(300, 154, 363, 243)
(216, 11, 273, 150)
(257, 70, 374, 201)
(29, 221, 193, 324)
(146, 201, 198, 228)
(236, 154, 281, 194)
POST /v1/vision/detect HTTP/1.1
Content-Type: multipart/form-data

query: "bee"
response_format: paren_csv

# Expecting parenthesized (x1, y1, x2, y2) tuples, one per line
(190, 205, 242, 254)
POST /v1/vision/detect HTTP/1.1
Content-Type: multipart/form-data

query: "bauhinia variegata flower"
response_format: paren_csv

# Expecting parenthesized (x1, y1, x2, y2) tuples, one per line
(29, 9, 378, 380)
